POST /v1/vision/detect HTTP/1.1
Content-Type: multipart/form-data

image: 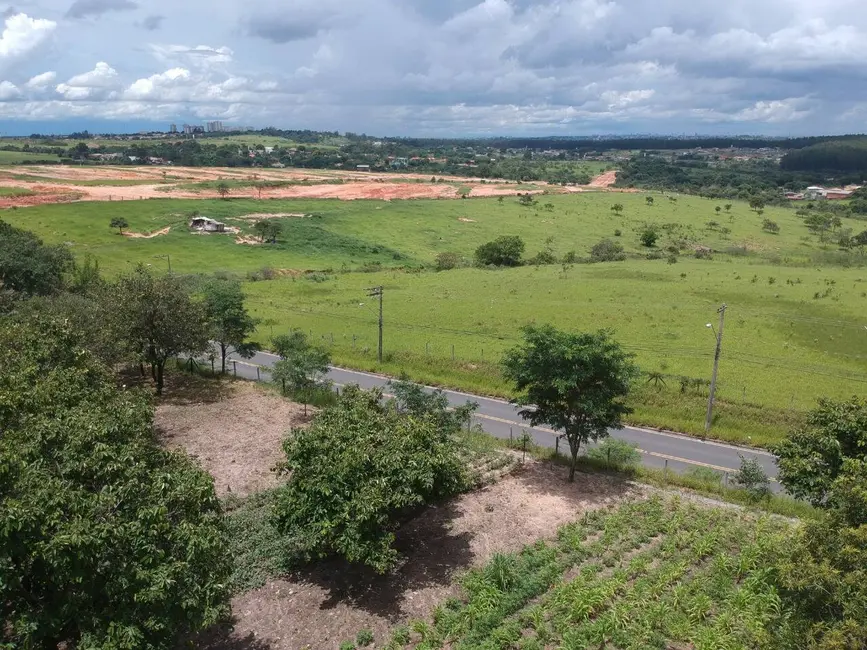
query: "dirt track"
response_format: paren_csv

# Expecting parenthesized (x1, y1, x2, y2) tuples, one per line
(0, 165, 620, 207)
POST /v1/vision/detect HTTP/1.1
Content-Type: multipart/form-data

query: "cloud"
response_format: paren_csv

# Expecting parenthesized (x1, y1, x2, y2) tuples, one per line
(124, 67, 190, 100)
(149, 44, 233, 69)
(0, 79, 19, 99)
(0, 12, 56, 59)
(66, 0, 138, 19)
(140, 14, 164, 31)
(25, 70, 56, 88)
(55, 61, 120, 99)
(244, 1, 355, 43)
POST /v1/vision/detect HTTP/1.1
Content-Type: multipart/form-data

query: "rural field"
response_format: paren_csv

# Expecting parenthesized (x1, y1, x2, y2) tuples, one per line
(2, 167, 866, 445)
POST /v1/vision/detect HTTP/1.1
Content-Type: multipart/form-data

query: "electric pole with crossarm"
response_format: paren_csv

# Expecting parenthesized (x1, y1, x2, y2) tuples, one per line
(367, 286, 383, 363)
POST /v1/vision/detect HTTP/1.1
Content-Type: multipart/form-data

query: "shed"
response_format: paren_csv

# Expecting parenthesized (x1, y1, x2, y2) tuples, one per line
(190, 216, 226, 233)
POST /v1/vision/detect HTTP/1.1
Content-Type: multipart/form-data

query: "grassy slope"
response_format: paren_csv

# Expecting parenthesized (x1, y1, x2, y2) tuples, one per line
(0, 150, 62, 164)
(4, 191, 866, 444)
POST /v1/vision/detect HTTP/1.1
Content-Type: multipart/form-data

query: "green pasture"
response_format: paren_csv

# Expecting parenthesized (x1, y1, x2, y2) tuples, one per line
(0, 150, 62, 164)
(0, 186, 34, 197)
(3, 190, 866, 444)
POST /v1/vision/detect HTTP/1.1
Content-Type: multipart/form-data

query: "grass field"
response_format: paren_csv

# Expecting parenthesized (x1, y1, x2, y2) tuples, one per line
(0, 186, 34, 197)
(377, 497, 790, 650)
(4, 190, 866, 445)
(0, 150, 62, 164)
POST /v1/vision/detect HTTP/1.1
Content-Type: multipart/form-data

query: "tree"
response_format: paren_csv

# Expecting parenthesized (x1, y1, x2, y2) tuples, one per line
(270, 329, 331, 414)
(108, 266, 209, 395)
(110, 216, 129, 234)
(502, 325, 639, 482)
(749, 197, 765, 212)
(0, 317, 231, 649)
(775, 397, 867, 507)
(715, 206, 722, 215)
(611, 203, 624, 215)
(435, 251, 462, 271)
(589, 238, 626, 262)
(645, 196, 654, 206)
(762, 219, 781, 234)
(253, 219, 282, 243)
(0, 219, 73, 297)
(640, 228, 658, 247)
(273, 386, 469, 572)
(773, 398, 867, 648)
(733, 454, 771, 502)
(202, 278, 260, 373)
(216, 181, 230, 199)
(474, 235, 525, 267)
(388, 375, 478, 433)
(724, 203, 733, 212)
(518, 193, 537, 207)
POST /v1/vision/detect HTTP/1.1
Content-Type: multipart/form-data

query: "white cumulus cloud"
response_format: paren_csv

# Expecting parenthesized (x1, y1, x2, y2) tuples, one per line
(0, 13, 56, 60)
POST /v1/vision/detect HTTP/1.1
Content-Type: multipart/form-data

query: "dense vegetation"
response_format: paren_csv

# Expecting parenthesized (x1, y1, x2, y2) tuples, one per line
(781, 139, 867, 173)
(0, 317, 231, 649)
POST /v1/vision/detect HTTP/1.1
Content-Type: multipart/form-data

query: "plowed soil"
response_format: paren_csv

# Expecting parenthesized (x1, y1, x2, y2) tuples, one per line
(0, 166, 622, 207)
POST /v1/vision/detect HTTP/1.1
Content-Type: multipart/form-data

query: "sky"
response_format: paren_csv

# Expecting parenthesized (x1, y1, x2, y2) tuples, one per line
(0, 0, 865, 137)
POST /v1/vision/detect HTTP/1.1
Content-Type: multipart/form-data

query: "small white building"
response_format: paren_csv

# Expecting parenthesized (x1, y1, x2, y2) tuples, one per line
(189, 216, 226, 232)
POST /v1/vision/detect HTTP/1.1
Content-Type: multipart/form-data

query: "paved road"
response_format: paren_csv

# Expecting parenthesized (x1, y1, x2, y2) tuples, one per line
(222, 349, 781, 492)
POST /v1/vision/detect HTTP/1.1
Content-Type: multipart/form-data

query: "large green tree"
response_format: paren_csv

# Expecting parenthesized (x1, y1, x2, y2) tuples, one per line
(0, 219, 73, 297)
(202, 278, 260, 373)
(273, 386, 468, 573)
(474, 235, 525, 267)
(502, 325, 639, 482)
(108, 266, 209, 395)
(0, 317, 231, 649)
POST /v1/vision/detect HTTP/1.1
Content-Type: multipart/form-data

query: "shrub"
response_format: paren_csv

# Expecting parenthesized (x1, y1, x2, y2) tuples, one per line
(646, 250, 664, 260)
(667, 254, 678, 264)
(734, 455, 771, 502)
(589, 238, 626, 263)
(694, 246, 713, 259)
(640, 228, 658, 247)
(528, 249, 557, 266)
(614, 229, 622, 237)
(762, 219, 780, 234)
(587, 439, 642, 470)
(356, 629, 375, 647)
(435, 251, 462, 271)
(562, 250, 579, 264)
(475, 235, 525, 267)
(273, 386, 469, 573)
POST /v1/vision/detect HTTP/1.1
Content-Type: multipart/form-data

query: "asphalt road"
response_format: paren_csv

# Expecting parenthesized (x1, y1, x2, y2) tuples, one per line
(222, 349, 781, 492)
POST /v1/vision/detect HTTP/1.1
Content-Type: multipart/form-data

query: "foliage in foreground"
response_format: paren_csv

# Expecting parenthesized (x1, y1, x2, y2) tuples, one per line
(774, 397, 867, 649)
(273, 385, 470, 573)
(0, 317, 231, 649)
(386, 497, 792, 650)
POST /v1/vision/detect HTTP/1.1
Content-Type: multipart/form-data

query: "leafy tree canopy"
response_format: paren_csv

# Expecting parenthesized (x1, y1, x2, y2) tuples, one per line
(502, 325, 639, 481)
(474, 235, 525, 267)
(202, 277, 260, 373)
(0, 219, 73, 297)
(273, 385, 469, 573)
(0, 317, 231, 649)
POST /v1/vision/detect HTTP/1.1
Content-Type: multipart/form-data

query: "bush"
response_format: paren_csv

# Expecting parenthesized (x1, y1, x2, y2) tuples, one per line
(527, 249, 558, 266)
(475, 235, 525, 267)
(273, 386, 469, 573)
(667, 254, 678, 264)
(762, 219, 780, 234)
(589, 238, 626, 263)
(0, 318, 231, 648)
(356, 629, 375, 647)
(562, 250, 579, 264)
(733, 455, 771, 502)
(587, 439, 642, 470)
(614, 229, 622, 237)
(435, 251, 462, 271)
(646, 250, 664, 260)
(640, 228, 658, 247)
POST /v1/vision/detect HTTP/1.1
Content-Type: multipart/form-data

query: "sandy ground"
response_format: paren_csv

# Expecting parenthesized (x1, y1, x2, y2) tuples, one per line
(199, 462, 641, 649)
(122, 226, 171, 239)
(0, 166, 620, 207)
(155, 379, 306, 498)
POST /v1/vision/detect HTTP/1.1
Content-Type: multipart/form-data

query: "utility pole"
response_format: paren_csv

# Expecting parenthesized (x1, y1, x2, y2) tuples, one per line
(367, 286, 383, 363)
(705, 303, 727, 434)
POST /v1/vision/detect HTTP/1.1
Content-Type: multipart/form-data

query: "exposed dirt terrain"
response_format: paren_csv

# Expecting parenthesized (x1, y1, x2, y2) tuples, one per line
(0, 166, 620, 207)
(201, 462, 640, 649)
(155, 378, 305, 498)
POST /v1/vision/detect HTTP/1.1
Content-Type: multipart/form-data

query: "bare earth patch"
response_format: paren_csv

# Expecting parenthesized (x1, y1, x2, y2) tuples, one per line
(200, 462, 641, 649)
(155, 380, 305, 498)
(122, 226, 171, 239)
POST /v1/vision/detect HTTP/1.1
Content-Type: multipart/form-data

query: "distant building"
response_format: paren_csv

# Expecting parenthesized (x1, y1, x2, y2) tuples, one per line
(189, 216, 226, 233)
(356, 164, 371, 171)
(170, 124, 178, 134)
(206, 121, 224, 133)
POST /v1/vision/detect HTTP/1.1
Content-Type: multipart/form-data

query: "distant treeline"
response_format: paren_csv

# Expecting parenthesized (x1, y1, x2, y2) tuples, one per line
(780, 139, 867, 173)
(616, 156, 829, 203)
